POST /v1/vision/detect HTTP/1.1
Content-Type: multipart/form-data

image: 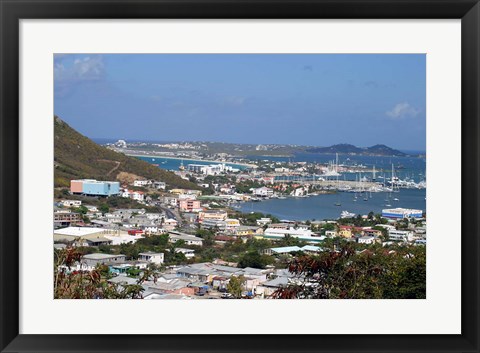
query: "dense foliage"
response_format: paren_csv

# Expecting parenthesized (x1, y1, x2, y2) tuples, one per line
(272, 244, 426, 299)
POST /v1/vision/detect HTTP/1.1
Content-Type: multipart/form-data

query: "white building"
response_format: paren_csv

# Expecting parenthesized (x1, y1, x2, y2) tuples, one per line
(388, 229, 414, 242)
(256, 218, 272, 226)
(133, 180, 151, 187)
(175, 248, 195, 259)
(382, 208, 423, 219)
(168, 232, 203, 246)
(61, 200, 82, 207)
(122, 189, 145, 201)
(358, 236, 375, 244)
(252, 187, 274, 197)
(138, 252, 164, 265)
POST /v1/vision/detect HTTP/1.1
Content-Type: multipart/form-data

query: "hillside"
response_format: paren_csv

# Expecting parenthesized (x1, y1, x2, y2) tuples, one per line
(305, 143, 407, 157)
(54, 116, 202, 190)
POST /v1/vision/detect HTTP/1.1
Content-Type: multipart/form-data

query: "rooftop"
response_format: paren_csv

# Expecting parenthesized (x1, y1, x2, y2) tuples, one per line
(83, 253, 125, 260)
(54, 227, 105, 237)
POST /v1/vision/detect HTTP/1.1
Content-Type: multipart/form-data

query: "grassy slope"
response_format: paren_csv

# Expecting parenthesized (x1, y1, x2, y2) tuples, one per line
(54, 116, 202, 190)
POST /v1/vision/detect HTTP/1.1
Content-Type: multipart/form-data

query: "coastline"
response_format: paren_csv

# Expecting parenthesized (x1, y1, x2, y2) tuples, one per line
(125, 153, 257, 168)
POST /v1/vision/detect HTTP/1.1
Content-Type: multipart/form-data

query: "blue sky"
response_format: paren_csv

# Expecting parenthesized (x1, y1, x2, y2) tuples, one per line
(54, 54, 426, 151)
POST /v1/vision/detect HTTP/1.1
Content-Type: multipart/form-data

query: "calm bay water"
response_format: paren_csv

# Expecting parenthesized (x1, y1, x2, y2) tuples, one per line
(134, 156, 248, 171)
(238, 188, 426, 221)
(134, 151, 426, 221)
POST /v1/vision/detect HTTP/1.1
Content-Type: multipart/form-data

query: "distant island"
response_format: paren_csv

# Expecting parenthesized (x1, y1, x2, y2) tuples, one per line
(305, 144, 408, 157)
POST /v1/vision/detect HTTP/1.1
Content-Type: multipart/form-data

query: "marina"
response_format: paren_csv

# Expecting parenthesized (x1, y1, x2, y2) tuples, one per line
(237, 188, 426, 221)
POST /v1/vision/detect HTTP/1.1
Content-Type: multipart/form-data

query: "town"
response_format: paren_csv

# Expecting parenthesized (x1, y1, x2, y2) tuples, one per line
(54, 169, 427, 299)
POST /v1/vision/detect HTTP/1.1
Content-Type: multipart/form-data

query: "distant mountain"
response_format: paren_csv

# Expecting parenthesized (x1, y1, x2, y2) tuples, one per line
(305, 144, 407, 157)
(54, 116, 202, 190)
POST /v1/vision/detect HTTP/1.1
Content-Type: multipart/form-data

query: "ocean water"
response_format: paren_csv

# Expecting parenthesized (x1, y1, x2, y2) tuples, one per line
(237, 188, 426, 221)
(135, 152, 426, 221)
(134, 156, 248, 171)
(244, 153, 426, 182)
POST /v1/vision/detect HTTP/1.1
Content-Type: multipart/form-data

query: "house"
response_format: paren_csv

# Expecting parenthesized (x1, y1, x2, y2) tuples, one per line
(61, 200, 82, 207)
(163, 218, 178, 231)
(153, 181, 166, 190)
(121, 189, 145, 201)
(357, 236, 376, 244)
(198, 210, 228, 223)
(235, 226, 264, 236)
(256, 218, 272, 226)
(138, 252, 164, 265)
(133, 180, 151, 187)
(325, 230, 337, 237)
(256, 276, 289, 297)
(168, 232, 203, 246)
(175, 248, 195, 259)
(81, 253, 127, 267)
(338, 226, 353, 238)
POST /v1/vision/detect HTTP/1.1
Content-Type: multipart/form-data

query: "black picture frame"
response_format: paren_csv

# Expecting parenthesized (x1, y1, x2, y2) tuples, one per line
(1, 1, 479, 352)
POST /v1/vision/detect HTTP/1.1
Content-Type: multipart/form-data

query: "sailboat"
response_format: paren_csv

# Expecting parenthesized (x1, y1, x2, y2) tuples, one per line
(334, 159, 341, 206)
(179, 159, 185, 171)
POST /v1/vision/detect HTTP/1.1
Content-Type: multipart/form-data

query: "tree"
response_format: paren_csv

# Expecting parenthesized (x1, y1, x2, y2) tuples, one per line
(99, 203, 110, 215)
(54, 247, 152, 299)
(227, 275, 246, 298)
(271, 244, 426, 299)
(238, 250, 274, 269)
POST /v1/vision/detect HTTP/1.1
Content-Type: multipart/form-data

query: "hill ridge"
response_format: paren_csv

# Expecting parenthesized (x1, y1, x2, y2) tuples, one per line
(54, 116, 202, 191)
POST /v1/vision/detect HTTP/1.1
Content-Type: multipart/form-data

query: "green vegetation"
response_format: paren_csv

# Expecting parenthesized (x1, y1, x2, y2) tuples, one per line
(272, 243, 426, 299)
(227, 275, 246, 298)
(54, 116, 203, 191)
(54, 248, 157, 299)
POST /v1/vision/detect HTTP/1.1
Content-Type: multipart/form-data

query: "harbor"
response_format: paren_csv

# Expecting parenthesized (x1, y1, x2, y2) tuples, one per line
(237, 188, 426, 221)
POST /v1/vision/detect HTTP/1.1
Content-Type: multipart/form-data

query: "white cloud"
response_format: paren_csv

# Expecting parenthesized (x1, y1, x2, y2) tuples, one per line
(55, 55, 105, 82)
(386, 102, 420, 119)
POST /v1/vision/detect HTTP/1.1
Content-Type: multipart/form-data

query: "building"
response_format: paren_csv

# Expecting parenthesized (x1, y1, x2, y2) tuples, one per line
(251, 187, 274, 197)
(262, 227, 324, 243)
(168, 232, 203, 246)
(175, 248, 195, 259)
(235, 226, 264, 237)
(81, 253, 126, 267)
(382, 208, 423, 219)
(54, 210, 82, 227)
(162, 218, 178, 231)
(256, 218, 272, 226)
(153, 181, 166, 190)
(61, 200, 82, 207)
(138, 252, 164, 265)
(187, 163, 239, 175)
(178, 199, 202, 212)
(121, 189, 145, 201)
(388, 229, 414, 242)
(70, 179, 120, 197)
(54, 226, 121, 245)
(198, 210, 228, 223)
(133, 180, 151, 187)
(357, 236, 376, 244)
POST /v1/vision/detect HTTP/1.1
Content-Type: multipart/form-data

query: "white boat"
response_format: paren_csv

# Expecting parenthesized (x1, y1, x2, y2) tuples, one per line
(341, 211, 355, 218)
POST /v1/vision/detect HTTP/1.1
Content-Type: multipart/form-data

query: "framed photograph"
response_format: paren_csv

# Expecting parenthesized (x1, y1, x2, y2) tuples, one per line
(1, 0, 478, 352)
